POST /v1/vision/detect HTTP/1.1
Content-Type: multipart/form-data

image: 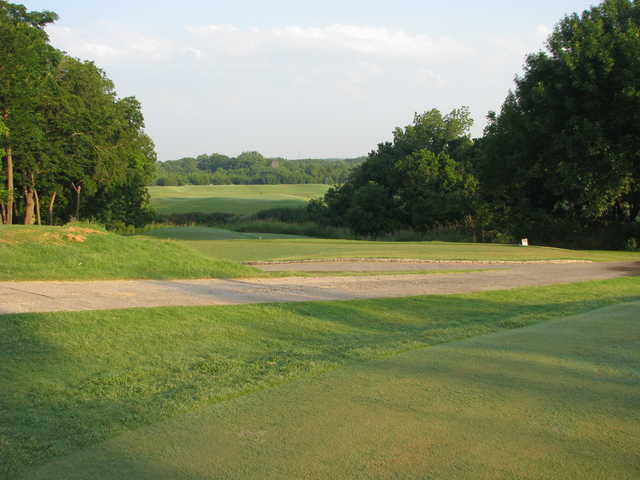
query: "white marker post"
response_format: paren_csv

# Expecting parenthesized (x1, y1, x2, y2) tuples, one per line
(521, 238, 529, 247)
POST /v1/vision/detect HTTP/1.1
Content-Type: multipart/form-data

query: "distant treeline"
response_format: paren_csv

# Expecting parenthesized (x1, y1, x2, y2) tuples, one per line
(153, 152, 365, 186)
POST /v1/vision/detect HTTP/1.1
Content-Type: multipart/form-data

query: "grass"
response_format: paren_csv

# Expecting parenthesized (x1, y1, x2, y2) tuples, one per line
(3, 223, 639, 282)
(144, 226, 640, 262)
(21, 301, 640, 479)
(3, 277, 640, 476)
(148, 184, 329, 215)
(142, 225, 307, 241)
(0, 224, 257, 281)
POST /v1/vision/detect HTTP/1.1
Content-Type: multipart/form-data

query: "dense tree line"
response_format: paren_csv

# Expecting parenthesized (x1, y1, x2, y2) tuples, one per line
(154, 152, 365, 186)
(0, 2, 156, 226)
(311, 0, 640, 248)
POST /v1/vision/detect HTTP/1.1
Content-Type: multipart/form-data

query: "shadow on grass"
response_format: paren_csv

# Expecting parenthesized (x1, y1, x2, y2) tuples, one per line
(3, 284, 640, 478)
(17, 302, 640, 480)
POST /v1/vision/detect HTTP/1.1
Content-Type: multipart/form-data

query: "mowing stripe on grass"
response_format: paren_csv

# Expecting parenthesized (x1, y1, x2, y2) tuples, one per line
(2, 277, 639, 476)
(21, 302, 640, 479)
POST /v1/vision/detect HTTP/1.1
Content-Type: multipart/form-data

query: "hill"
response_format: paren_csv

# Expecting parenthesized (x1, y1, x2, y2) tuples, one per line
(0, 223, 256, 281)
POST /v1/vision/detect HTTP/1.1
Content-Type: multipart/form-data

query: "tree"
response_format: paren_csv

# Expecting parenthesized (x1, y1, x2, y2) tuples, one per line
(318, 107, 478, 236)
(395, 149, 478, 230)
(479, 0, 640, 244)
(0, 1, 58, 224)
(42, 58, 156, 225)
(1, 2, 157, 227)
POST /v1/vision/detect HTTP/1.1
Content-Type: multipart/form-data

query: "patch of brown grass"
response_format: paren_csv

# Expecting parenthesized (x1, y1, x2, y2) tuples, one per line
(65, 226, 105, 235)
(65, 233, 87, 243)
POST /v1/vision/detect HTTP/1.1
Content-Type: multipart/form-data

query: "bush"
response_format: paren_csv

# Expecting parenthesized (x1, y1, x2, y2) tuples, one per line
(153, 212, 240, 226)
(232, 220, 350, 238)
(625, 238, 638, 251)
(253, 207, 309, 223)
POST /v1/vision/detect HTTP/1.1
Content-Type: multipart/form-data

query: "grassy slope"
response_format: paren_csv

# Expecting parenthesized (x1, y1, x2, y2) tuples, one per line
(3, 277, 640, 476)
(24, 301, 639, 480)
(148, 184, 329, 215)
(145, 226, 640, 262)
(0, 225, 256, 281)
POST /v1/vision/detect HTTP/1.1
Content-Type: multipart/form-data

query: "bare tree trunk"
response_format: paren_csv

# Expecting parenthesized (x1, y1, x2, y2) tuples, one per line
(0, 202, 5, 224)
(34, 188, 41, 225)
(5, 145, 13, 225)
(71, 182, 82, 219)
(23, 186, 35, 225)
(48, 191, 57, 225)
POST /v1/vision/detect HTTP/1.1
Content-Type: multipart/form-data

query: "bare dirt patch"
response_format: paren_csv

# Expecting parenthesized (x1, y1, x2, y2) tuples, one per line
(249, 258, 593, 268)
(1, 261, 638, 315)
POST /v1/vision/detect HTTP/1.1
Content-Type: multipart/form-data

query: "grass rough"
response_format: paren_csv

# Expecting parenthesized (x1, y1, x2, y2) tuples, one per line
(0, 224, 256, 281)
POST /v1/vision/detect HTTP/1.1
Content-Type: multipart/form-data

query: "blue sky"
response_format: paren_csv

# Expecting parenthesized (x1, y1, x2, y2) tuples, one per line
(27, 1, 597, 160)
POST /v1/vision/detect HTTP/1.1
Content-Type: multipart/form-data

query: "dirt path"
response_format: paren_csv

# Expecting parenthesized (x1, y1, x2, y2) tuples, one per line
(1, 261, 638, 315)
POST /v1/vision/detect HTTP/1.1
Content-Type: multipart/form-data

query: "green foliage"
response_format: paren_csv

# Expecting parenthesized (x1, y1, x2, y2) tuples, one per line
(154, 153, 365, 186)
(316, 108, 478, 237)
(0, 2, 156, 226)
(479, 0, 640, 245)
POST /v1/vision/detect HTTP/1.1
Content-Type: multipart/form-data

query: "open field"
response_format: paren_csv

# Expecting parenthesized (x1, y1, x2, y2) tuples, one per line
(146, 226, 640, 263)
(0, 224, 256, 281)
(148, 184, 329, 215)
(5, 287, 639, 478)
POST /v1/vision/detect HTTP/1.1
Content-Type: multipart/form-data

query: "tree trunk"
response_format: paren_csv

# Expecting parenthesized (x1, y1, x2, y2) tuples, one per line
(30, 173, 41, 225)
(71, 182, 82, 219)
(5, 145, 13, 225)
(23, 186, 35, 225)
(48, 191, 57, 225)
(34, 188, 41, 225)
(0, 202, 6, 224)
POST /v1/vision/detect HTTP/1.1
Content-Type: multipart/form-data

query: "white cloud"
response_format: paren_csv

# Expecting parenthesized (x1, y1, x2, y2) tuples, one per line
(43, 21, 552, 159)
(186, 23, 474, 61)
(47, 25, 176, 62)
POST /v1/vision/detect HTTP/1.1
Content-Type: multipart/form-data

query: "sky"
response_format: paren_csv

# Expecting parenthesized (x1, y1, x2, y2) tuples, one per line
(25, 1, 597, 161)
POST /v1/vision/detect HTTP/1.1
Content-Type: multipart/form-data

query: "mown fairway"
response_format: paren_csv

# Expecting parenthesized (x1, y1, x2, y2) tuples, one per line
(145, 226, 640, 263)
(148, 184, 329, 215)
(8, 293, 639, 479)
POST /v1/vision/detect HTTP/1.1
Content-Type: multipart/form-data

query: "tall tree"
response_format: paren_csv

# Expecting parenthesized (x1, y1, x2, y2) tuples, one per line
(0, 1, 58, 224)
(315, 107, 478, 236)
(480, 0, 640, 244)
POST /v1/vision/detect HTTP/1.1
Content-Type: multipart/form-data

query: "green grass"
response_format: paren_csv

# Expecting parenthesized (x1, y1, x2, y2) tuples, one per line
(3, 277, 640, 476)
(0, 224, 257, 281)
(142, 225, 307, 240)
(21, 301, 640, 480)
(148, 184, 329, 215)
(144, 226, 640, 262)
